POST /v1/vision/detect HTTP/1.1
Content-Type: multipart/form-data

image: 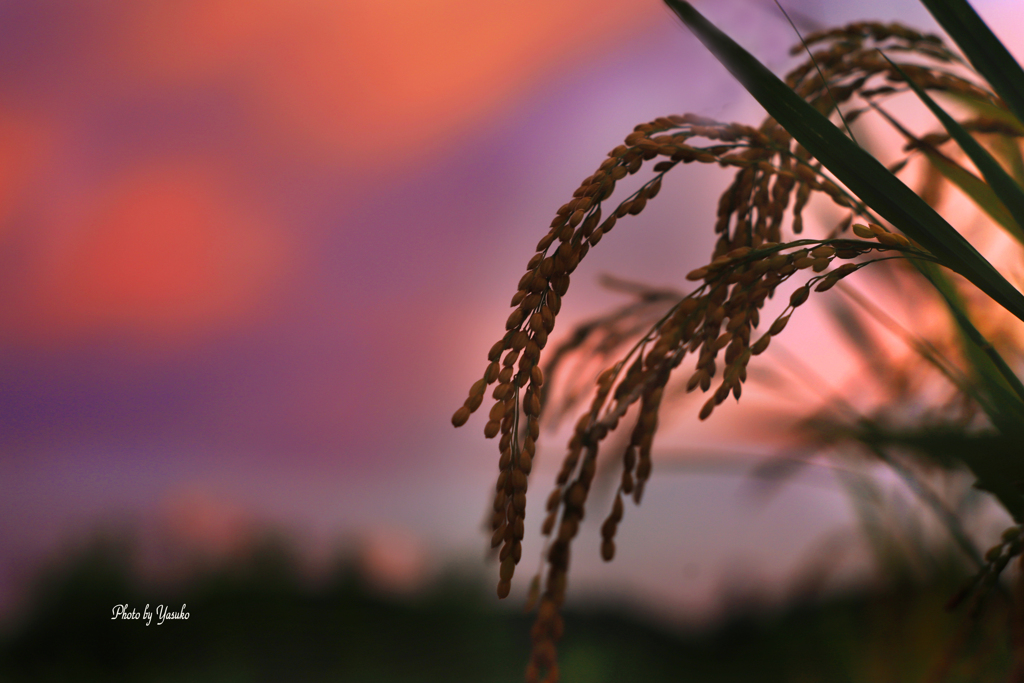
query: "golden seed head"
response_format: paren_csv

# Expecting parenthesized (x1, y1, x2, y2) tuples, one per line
(699, 396, 716, 420)
(618, 446, 634, 473)
(810, 245, 835, 258)
(511, 330, 529, 351)
(557, 519, 578, 543)
(769, 314, 791, 335)
(546, 290, 561, 314)
(513, 517, 525, 539)
(790, 286, 810, 307)
(493, 383, 513, 401)
(875, 232, 901, 247)
(686, 267, 709, 281)
(541, 307, 555, 332)
(811, 257, 831, 272)
(452, 406, 471, 427)
(520, 451, 533, 474)
(566, 482, 586, 508)
(506, 309, 526, 331)
(488, 340, 508, 362)
(526, 392, 542, 417)
(552, 274, 570, 296)
(852, 223, 874, 239)
(794, 256, 815, 269)
(497, 579, 511, 599)
(465, 392, 483, 412)
(815, 275, 839, 292)
(700, 371, 712, 392)
(751, 334, 771, 355)
(484, 420, 500, 439)
(601, 539, 616, 562)
(546, 487, 562, 512)
(685, 369, 704, 392)
(489, 401, 508, 422)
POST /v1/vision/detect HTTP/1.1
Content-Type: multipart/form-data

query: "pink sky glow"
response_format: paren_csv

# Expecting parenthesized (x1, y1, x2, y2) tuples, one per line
(1, 0, 1023, 622)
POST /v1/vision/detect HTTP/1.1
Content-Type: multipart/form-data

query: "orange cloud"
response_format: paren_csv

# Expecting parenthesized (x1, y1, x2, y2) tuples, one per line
(114, 0, 662, 161)
(9, 161, 289, 342)
(0, 106, 54, 232)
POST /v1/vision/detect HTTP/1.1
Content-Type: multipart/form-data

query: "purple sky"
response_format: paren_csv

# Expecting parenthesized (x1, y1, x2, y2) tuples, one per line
(1, 0, 1022, 623)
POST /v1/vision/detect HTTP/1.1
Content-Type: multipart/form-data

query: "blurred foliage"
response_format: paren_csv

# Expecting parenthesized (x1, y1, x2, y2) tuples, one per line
(0, 532, 1017, 682)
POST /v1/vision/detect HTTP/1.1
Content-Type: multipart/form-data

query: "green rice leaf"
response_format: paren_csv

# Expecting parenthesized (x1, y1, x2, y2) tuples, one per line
(920, 148, 1024, 244)
(837, 422, 1024, 520)
(664, 0, 1024, 324)
(938, 91, 1024, 137)
(920, 0, 1024, 127)
(885, 55, 1024, 247)
(991, 134, 1024, 187)
(917, 261, 1024, 411)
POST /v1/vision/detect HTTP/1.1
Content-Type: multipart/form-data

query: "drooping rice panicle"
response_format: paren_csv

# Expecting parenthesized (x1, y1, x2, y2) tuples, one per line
(450, 18, 1015, 682)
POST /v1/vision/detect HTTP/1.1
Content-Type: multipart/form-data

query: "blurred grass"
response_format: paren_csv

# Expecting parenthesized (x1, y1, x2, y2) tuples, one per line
(0, 531, 1014, 683)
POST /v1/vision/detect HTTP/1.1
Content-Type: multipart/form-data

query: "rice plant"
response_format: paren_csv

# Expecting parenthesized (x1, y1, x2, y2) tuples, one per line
(452, 0, 1024, 679)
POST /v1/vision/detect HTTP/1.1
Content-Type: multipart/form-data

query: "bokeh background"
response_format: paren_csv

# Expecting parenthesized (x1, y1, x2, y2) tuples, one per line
(1, 0, 1023, 679)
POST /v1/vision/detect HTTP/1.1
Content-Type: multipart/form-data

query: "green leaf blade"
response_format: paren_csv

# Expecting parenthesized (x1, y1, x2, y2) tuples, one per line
(920, 148, 1024, 244)
(664, 0, 1024, 325)
(885, 55, 1024, 247)
(920, 0, 1024, 127)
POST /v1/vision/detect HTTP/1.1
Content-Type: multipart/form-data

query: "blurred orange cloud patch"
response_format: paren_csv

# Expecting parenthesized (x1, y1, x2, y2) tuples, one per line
(116, 0, 661, 162)
(9, 162, 288, 342)
(0, 106, 53, 232)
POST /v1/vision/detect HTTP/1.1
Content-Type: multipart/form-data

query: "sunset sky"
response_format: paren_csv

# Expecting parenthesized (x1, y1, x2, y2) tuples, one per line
(1, 0, 1022, 622)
